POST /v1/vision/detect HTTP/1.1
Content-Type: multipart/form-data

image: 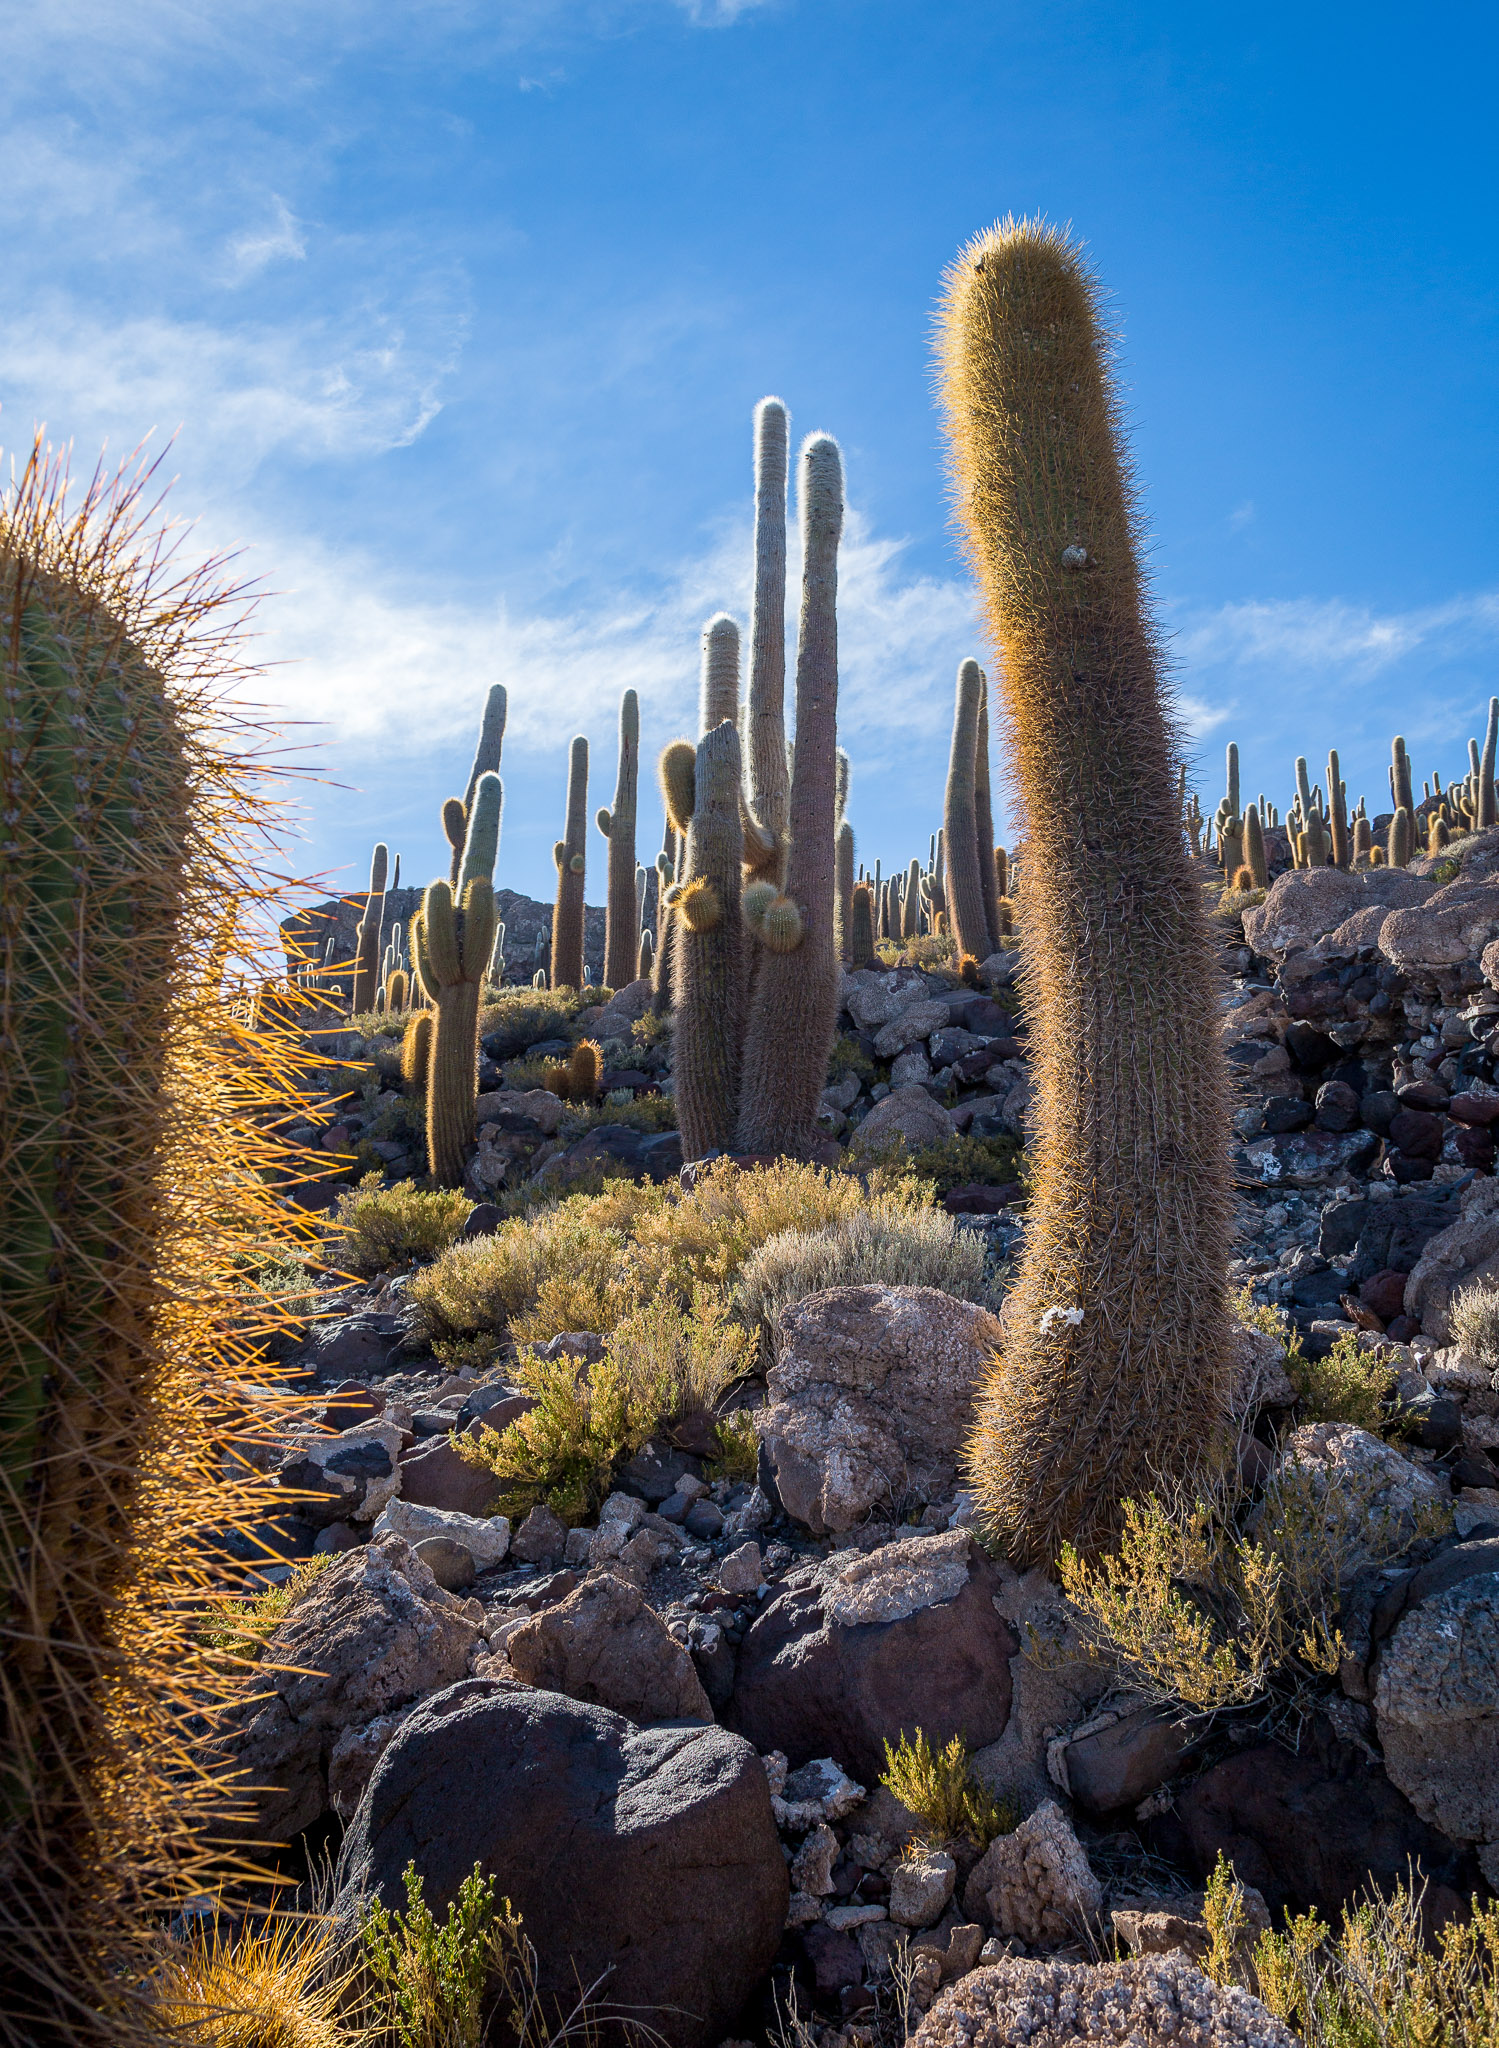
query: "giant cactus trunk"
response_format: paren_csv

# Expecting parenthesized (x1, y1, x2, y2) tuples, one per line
(938, 218, 1232, 1566)
(735, 435, 844, 1156)
(745, 399, 791, 888)
(0, 439, 318, 2041)
(551, 735, 589, 990)
(672, 723, 747, 1158)
(599, 691, 640, 990)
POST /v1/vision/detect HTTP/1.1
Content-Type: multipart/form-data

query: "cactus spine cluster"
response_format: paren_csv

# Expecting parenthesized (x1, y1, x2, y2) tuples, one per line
(551, 735, 589, 990)
(938, 217, 1232, 1566)
(0, 440, 318, 2039)
(597, 689, 640, 990)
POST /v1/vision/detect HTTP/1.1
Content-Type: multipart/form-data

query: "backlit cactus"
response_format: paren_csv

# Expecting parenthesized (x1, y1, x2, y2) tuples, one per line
(698, 614, 740, 736)
(849, 882, 876, 968)
(745, 398, 791, 890)
(597, 690, 640, 990)
(938, 217, 1232, 1566)
(551, 735, 589, 990)
(350, 841, 389, 1014)
(974, 676, 1001, 954)
(1243, 806, 1268, 890)
(943, 659, 992, 959)
(0, 438, 318, 2038)
(413, 877, 496, 1185)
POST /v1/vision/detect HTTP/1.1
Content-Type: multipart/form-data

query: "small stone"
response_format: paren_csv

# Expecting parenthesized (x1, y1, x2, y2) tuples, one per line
(889, 1850, 956, 1929)
(825, 1902, 888, 1931)
(719, 1542, 764, 1595)
(684, 1499, 724, 1540)
(786, 1890, 824, 1929)
(413, 1536, 476, 1590)
(511, 1503, 568, 1565)
(791, 1823, 840, 1897)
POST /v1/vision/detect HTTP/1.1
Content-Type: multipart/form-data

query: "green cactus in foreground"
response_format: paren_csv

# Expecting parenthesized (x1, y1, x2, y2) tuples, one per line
(551, 735, 589, 990)
(0, 439, 318, 2039)
(938, 216, 1232, 1566)
(413, 878, 496, 1185)
(735, 433, 845, 1155)
(597, 690, 640, 990)
(671, 722, 747, 1158)
(943, 658, 993, 959)
(350, 841, 389, 1014)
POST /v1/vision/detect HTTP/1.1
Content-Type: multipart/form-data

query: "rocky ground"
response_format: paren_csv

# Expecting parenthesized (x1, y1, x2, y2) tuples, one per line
(225, 826, 1499, 2044)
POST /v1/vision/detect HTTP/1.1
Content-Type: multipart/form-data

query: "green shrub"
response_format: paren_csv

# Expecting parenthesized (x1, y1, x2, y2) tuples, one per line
(848, 1130, 1022, 1198)
(1235, 1290, 1396, 1429)
(826, 1035, 875, 1085)
(328, 1175, 473, 1277)
(707, 1410, 760, 1483)
(561, 1092, 678, 1136)
(362, 1861, 523, 2048)
(202, 1553, 335, 1664)
(459, 1290, 752, 1523)
(478, 985, 606, 1059)
(735, 1203, 999, 1360)
(880, 1730, 1015, 1856)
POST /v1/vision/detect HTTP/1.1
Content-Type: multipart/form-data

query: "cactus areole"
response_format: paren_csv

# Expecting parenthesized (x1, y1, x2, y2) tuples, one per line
(937, 218, 1233, 1566)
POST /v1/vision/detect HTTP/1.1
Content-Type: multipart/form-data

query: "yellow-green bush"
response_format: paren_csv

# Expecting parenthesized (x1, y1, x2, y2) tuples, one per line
(1056, 1466, 1450, 1713)
(851, 1130, 1023, 1198)
(880, 1730, 1015, 1856)
(459, 1290, 753, 1523)
(1451, 1276, 1499, 1371)
(1236, 1290, 1396, 1429)
(202, 1554, 336, 1666)
(151, 1909, 351, 2048)
(362, 1861, 520, 2048)
(735, 1202, 998, 1359)
(410, 1158, 930, 1358)
(328, 1175, 473, 1278)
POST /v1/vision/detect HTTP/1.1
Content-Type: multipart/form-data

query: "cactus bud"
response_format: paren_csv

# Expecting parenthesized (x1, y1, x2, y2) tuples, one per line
(597, 807, 613, 836)
(659, 740, 697, 836)
(678, 876, 722, 932)
(759, 894, 804, 953)
(742, 878, 778, 930)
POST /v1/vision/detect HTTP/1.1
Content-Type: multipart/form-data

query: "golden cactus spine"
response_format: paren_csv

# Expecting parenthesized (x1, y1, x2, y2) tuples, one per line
(551, 735, 589, 990)
(671, 722, 748, 1158)
(0, 438, 320, 2041)
(598, 690, 640, 990)
(735, 433, 844, 1155)
(938, 217, 1232, 1566)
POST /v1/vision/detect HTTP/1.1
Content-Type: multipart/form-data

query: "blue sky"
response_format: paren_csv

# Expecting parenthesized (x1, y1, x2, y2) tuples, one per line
(3, 0, 1496, 906)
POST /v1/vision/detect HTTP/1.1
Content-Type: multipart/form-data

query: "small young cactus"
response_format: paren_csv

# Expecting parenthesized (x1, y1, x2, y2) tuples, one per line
(597, 690, 640, 990)
(402, 1010, 433, 1094)
(1389, 805, 1412, 869)
(551, 735, 589, 989)
(1353, 814, 1373, 863)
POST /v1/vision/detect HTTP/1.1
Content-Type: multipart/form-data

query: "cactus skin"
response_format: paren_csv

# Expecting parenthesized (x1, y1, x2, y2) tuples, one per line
(1389, 805, 1412, 869)
(673, 722, 747, 1159)
(938, 217, 1232, 1566)
(902, 856, 922, 941)
(943, 659, 993, 959)
(651, 825, 678, 1018)
(1243, 806, 1269, 890)
(599, 690, 640, 990)
(659, 741, 697, 838)
(387, 967, 409, 1011)
(1480, 697, 1499, 830)
(745, 398, 791, 890)
(849, 882, 876, 968)
(1326, 751, 1350, 870)
(350, 841, 389, 1014)
(1353, 815, 1373, 863)
(414, 878, 495, 1184)
(402, 1009, 433, 1093)
(735, 434, 844, 1155)
(698, 613, 741, 736)
(973, 675, 1002, 953)
(638, 927, 654, 979)
(0, 442, 321, 2037)
(442, 795, 467, 888)
(836, 820, 855, 966)
(1392, 736, 1415, 822)
(551, 736, 589, 990)
(1429, 813, 1450, 854)
(570, 1039, 602, 1099)
(462, 682, 508, 814)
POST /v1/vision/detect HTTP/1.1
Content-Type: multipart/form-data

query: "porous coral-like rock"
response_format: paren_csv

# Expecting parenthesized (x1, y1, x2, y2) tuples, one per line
(909, 1955, 1298, 2048)
(962, 1800, 1102, 1944)
(851, 1086, 956, 1154)
(757, 1286, 1002, 1534)
(1374, 1573, 1499, 1845)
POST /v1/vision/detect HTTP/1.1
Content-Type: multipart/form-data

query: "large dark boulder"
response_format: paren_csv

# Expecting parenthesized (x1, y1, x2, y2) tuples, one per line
(1165, 1718, 1471, 1922)
(726, 1530, 1016, 1782)
(338, 1680, 787, 2048)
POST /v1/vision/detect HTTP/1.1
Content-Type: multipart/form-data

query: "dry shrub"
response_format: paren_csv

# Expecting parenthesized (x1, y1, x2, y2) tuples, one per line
(150, 1911, 351, 2048)
(1451, 1277, 1499, 1371)
(880, 1730, 1016, 1857)
(736, 1203, 997, 1359)
(328, 1176, 472, 1278)
(1055, 1465, 1451, 1713)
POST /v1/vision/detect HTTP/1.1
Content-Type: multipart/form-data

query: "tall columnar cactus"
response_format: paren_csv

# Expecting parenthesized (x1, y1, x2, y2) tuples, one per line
(850, 882, 876, 967)
(0, 439, 319, 2039)
(902, 856, 922, 941)
(651, 819, 678, 1018)
(457, 772, 503, 896)
(463, 683, 508, 813)
(943, 659, 993, 959)
(1481, 697, 1499, 830)
(1244, 807, 1269, 890)
(413, 878, 496, 1185)
(836, 820, 855, 966)
(973, 676, 1002, 954)
(551, 736, 589, 990)
(597, 689, 640, 990)
(938, 217, 1232, 1566)
(735, 434, 845, 1155)
(1389, 805, 1412, 870)
(350, 842, 389, 1014)
(745, 398, 791, 888)
(1392, 736, 1415, 822)
(670, 722, 747, 1158)
(1328, 750, 1351, 870)
(698, 614, 741, 736)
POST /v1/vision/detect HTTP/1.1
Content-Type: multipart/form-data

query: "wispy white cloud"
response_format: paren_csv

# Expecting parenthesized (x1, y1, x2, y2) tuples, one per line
(1170, 590, 1499, 681)
(225, 196, 307, 282)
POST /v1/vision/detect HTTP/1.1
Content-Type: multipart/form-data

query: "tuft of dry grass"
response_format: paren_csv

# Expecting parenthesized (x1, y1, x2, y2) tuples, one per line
(150, 1911, 352, 2048)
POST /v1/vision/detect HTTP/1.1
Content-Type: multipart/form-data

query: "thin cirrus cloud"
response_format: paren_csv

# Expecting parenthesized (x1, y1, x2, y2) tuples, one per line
(224, 197, 308, 283)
